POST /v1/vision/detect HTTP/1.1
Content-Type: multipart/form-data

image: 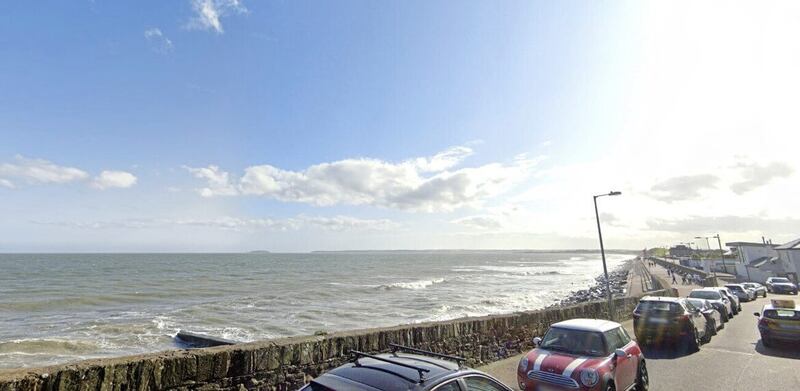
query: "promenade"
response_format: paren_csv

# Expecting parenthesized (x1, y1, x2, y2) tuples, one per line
(481, 260, 800, 390)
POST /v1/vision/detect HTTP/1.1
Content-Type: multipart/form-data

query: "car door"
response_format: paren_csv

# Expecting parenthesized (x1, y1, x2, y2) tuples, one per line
(605, 327, 636, 389)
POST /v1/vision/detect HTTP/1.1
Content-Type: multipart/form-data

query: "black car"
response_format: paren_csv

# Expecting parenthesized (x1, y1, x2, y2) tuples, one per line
(633, 296, 708, 351)
(299, 344, 513, 391)
(766, 277, 799, 295)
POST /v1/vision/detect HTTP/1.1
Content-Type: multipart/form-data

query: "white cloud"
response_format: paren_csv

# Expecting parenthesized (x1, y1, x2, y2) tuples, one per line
(144, 27, 174, 53)
(451, 215, 503, 230)
(730, 161, 793, 195)
(33, 215, 397, 233)
(0, 156, 89, 186)
(186, 147, 543, 212)
(649, 174, 719, 202)
(184, 165, 239, 197)
(185, 0, 247, 34)
(0, 156, 138, 191)
(91, 170, 138, 190)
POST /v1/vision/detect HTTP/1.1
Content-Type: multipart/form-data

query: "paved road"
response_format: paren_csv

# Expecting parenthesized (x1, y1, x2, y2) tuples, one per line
(480, 294, 800, 390)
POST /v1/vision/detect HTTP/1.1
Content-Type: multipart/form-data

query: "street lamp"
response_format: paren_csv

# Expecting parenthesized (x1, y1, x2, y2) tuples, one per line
(712, 234, 727, 274)
(695, 236, 716, 277)
(593, 191, 621, 320)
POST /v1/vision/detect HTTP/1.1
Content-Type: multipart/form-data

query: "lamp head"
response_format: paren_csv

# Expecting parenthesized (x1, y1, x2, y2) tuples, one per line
(609, 191, 622, 196)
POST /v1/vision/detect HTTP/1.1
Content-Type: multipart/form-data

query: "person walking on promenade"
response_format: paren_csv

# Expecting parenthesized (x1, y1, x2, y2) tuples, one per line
(672, 273, 677, 284)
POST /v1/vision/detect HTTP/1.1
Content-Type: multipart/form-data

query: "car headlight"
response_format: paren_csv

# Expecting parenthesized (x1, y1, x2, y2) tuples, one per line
(519, 356, 529, 371)
(580, 368, 599, 387)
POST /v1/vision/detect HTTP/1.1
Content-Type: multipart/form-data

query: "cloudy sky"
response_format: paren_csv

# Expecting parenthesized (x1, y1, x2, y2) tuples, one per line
(1, 1, 798, 252)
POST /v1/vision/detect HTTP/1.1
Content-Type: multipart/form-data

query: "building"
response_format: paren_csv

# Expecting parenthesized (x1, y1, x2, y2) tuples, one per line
(775, 238, 800, 283)
(725, 241, 781, 283)
(669, 244, 693, 258)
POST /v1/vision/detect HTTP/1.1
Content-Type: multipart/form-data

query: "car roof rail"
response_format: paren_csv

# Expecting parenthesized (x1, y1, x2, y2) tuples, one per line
(389, 343, 467, 367)
(350, 350, 431, 383)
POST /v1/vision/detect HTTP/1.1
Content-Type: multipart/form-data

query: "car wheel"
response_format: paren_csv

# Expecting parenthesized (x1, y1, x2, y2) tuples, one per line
(635, 360, 649, 391)
(709, 321, 717, 336)
(687, 328, 700, 352)
(605, 382, 615, 391)
(762, 337, 773, 348)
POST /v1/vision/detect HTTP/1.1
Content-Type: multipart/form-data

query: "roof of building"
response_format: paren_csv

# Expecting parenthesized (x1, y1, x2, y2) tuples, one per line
(551, 318, 621, 332)
(776, 238, 800, 250)
(725, 241, 777, 247)
(748, 256, 777, 268)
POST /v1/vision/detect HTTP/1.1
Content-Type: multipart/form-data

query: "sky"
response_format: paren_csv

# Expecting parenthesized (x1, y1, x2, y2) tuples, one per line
(1, 0, 798, 252)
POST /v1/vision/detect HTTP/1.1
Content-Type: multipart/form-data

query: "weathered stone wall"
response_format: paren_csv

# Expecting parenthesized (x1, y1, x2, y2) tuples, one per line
(0, 291, 672, 391)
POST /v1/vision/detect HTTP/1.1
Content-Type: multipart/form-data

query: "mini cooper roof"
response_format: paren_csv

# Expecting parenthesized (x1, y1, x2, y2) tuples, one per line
(550, 318, 621, 333)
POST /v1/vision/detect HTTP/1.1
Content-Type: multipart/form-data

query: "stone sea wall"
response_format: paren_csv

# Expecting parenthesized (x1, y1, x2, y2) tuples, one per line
(0, 290, 673, 391)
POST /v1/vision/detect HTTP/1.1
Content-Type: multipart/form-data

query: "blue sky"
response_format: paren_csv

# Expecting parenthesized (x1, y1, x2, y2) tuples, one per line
(1, 1, 798, 251)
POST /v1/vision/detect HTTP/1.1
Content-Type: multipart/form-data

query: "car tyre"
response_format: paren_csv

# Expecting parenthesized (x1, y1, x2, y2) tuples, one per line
(708, 321, 717, 337)
(635, 360, 649, 391)
(687, 328, 700, 352)
(762, 337, 773, 348)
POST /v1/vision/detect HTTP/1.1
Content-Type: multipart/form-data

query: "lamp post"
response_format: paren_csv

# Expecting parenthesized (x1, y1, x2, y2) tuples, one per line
(695, 236, 716, 277)
(594, 191, 621, 320)
(713, 234, 727, 274)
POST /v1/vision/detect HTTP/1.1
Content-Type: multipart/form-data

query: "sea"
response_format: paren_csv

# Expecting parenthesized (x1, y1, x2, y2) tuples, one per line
(0, 251, 630, 369)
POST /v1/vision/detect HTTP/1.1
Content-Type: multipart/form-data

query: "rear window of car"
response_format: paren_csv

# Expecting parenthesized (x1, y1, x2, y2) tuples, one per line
(635, 301, 682, 313)
(764, 309, 800, 320)
(726, 285, 743, 291)
(689, 291, 721, 300)
(771, 278, 790, 283)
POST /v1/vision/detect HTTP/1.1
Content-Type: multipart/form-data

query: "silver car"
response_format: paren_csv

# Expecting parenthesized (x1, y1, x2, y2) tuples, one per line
(724, 284, 756, 302)
(688, 288, 732, 321)
(742, 282, 767, 298)
(687, 298, 723, 335)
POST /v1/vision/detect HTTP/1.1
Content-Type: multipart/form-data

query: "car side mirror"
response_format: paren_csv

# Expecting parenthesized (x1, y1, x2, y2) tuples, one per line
(533, 337, 542, 347)
(753, 312, 760, 317)
(614, 349, 626, 358)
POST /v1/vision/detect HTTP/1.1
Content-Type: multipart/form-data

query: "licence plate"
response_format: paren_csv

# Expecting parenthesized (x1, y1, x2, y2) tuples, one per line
(537, 385, 561, 391)
(648, 318, 668, 324)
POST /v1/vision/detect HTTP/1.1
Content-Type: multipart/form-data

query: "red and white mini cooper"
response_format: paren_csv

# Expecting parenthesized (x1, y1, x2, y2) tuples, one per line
(517, 319, 648, 391)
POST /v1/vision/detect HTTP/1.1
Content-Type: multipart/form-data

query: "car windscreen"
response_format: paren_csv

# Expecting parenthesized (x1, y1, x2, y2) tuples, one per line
(726, 285, 744, 292)
(540, 327, 607, 356)
(689, 291, 721, 300)
(771, 278, 790, 283)
(763, 309, 800, 320)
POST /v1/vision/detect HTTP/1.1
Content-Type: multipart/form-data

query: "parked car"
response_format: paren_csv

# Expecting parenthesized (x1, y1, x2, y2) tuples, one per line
(633, 296, 709, 350)
(725, 284, 756, 302)
(688, 288, 732, 321)
(754, 299, 800, 348)
(717, 287, 741, 313)
(687, 298, 723, 335)
(742, 282, 767, 298)
(298, 344, 512, 391)
(765, 277, 799, 295)
(518, 318, 648, 391)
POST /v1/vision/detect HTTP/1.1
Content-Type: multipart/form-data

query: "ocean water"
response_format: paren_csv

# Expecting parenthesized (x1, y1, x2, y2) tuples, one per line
(0, 251, 630, 369)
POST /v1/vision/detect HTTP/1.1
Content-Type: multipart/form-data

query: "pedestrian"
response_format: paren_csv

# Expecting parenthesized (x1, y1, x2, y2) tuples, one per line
(672, 273, 677, 284)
